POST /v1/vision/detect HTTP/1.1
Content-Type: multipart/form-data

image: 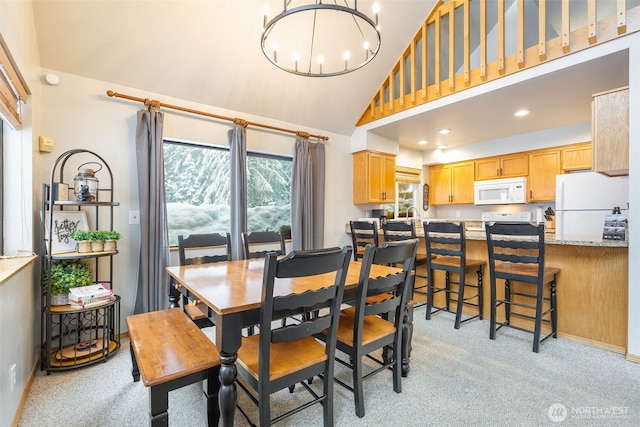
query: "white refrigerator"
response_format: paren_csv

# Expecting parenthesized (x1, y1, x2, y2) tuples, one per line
(555, 172, 629, 239)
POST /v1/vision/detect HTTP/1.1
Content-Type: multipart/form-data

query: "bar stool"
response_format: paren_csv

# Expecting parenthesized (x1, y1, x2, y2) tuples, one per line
(349, 220, 379, 261)
(485, 222, 560, 353)
(381, 221, 428, 305)
(423, 221, 485, 329)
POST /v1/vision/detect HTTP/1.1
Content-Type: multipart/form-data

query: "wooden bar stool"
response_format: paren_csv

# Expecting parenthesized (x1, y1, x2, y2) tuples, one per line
(485, 222, 560, 353)
(423, 221, 485, 328)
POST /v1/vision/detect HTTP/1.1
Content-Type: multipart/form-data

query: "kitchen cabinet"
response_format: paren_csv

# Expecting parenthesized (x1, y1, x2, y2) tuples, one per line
(592, 86, 628, 176)
(353, 150, 396, 204)
(474, 153, 529, 180)
(429, 161, 474, 205)
(562, 142, 592, 172)
(528, 148, 561, 202)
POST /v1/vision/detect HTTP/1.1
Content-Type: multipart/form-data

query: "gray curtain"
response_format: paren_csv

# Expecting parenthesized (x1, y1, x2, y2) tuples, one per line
(229, 123, 247, 260)
(291, 136, 325, 250)
(134, 107, 170, 313)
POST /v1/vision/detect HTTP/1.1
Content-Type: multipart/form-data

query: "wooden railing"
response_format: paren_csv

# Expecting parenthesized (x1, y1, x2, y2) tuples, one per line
(356, 0, 640, 127)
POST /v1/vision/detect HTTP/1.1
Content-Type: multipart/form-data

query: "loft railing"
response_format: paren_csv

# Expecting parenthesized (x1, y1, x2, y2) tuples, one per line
(356, 0, 640, 127)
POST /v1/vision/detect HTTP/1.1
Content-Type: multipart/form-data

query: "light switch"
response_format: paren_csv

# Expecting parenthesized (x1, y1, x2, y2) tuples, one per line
(39, 136, 55, 153)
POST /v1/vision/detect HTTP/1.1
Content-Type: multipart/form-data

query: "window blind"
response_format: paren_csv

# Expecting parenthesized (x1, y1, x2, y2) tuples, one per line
(396, 166, 421, 183)
(0, 34, 30, 130)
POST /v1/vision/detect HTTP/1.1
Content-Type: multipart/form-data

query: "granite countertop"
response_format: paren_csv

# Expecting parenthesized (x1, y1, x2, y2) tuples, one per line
(347, 219, 629, 248)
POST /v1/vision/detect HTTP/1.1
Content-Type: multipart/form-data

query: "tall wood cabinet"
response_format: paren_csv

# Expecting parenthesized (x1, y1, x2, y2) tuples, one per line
(353, 150, 396, 204)
(41, 149, 121, 374)
(429, 161, 474, 205)
(528, 148, 561, 202)
(592, 86, 629, 176)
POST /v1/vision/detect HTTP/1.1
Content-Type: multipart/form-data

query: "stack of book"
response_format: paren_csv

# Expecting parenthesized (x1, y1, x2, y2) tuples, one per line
(68, 283, 114, 309)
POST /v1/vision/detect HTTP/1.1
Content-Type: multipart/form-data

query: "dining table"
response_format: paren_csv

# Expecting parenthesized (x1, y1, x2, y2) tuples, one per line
(166, 257, 412, 426)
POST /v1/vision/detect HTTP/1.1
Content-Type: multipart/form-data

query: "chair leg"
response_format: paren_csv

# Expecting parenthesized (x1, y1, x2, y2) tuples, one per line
(204, 366, 221, 427)
(454, 272, 465, 329)
(323, 365, 334, 426)
(550, 276, 558, 338)
(504, 280, 511, 325)
(402, 303, 413, 377)
(353, 352, 365, 418)
(489, 278, 497, 340)
(532, 281, 545, 353)
(392, 340, 402, 394)
(477, 267, 484, 320)
(444, 272, 451, 310)
(425, 269, 434, 320)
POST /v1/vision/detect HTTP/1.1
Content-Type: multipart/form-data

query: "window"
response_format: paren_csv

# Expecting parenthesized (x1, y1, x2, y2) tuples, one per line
(163, 140, 292, 246)
(384, 166, 422, 219)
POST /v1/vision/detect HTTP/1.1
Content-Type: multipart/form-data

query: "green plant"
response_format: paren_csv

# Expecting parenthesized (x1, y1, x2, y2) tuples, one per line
(104, 230, 122, 241)
(70, 230, 92, 241)
(44, 260, 93, 295)
(89, 230, 111, 242)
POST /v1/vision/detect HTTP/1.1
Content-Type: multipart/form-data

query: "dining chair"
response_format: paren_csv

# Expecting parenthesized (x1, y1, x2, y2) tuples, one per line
(241, 230, 286, 259)
(423, 221, 485, 329)
(235, 246, 352, 426)
(320, 239, 417, 418)
(349, 220, 379, 261)
(485, 222, 560, 353)
(381, 221, 428, 307)
(176, 232, 231, 328)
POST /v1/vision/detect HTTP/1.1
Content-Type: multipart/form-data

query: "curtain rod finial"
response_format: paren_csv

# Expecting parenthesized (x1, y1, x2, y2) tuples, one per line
(106, 90, 116, 97)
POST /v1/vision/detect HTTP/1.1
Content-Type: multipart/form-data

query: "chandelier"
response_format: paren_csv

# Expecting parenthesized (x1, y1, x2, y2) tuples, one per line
(261, 1, 381, 77)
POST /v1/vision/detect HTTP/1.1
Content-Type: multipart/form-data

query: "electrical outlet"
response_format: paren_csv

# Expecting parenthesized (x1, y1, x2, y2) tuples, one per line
(129, 210, 140, 225)
(10, 364, 16, 392)
(455, 210, 461, 218)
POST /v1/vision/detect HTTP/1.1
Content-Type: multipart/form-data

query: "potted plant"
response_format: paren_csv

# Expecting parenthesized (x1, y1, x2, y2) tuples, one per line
(70, 230, 92, 253)
(103, 230, 122, 251)
(88, 230, 109, 252)
(44, 260, 93, 305)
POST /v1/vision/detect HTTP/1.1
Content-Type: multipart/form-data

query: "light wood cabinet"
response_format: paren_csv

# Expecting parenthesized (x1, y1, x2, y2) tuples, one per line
(528, 149, 561, 202)
(429, 161, 474, 205)
(562, 142, 592, 172)
(475, 153, 529, 180)
(592, 87, 629, 176)
(353, 150, 396, 204)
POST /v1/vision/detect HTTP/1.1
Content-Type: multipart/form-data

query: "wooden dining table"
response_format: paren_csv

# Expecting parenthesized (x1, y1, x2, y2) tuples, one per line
(166, 258, 411, 426)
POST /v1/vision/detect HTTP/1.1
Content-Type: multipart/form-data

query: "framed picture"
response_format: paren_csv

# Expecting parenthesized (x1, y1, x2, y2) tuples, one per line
(44, 211, 89, 254)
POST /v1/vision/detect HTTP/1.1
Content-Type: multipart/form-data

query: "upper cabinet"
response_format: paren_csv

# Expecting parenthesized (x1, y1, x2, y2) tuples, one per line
(353, 150, 396, 204)
(474, 153, 529, 181)
(528, 149, 562, 202)
(561, 142, 592, 172)
(592, 87, 629, 176)
(429, 161, 474, 205)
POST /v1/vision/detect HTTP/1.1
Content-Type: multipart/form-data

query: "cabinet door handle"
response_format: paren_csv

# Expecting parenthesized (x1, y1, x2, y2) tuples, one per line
(500, 167, 503, 176)
(497, 168, 500, 176)
(530, 190, 533, 199)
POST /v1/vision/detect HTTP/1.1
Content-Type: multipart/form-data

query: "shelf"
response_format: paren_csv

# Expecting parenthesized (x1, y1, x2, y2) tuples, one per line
(48, 340, 119, 368)
(50, 249, 118, 260)
(48, 295, 119, 314)
(47, 200, 120, 207)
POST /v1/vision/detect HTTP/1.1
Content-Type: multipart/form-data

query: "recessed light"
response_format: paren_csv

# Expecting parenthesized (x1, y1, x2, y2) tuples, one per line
(438, 128, 451, 135)
(418, 140, 428, 145)
(514, 109, 530, 117)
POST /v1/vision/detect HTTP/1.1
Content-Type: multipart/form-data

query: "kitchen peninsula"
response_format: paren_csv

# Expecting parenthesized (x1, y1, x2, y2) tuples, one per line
(347, 221, 629, 354)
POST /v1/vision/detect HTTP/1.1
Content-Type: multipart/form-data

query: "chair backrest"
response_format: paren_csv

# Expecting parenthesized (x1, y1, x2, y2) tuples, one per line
(354, 239, 418, 337)
(259, 246, 352, 381)
(382, 221, 417, 242)
(349, 220, 379, 261)
(178, 232, 231, 266)
(484, 222, 546, 284)
(241, 231, 286, 259)
(424, 221, 466, 272)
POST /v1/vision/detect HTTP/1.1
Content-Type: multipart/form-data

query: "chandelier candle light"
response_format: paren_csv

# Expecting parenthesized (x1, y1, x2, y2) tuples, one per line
(262, 1, 381, 77)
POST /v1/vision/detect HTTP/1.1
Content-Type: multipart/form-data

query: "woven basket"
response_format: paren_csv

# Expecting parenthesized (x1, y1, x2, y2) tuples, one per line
(77, 240, 92, 253)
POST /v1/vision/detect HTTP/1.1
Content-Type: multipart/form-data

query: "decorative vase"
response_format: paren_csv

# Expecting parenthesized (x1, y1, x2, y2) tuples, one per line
(104, 239, 117, 251)
(77, 240, 92, 253)
(91, 241, 104, 252)
(50, 293, 68, 306)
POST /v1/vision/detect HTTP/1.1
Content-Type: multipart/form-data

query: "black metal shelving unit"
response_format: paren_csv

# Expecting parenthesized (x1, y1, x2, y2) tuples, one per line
(40, 149, 121, 374)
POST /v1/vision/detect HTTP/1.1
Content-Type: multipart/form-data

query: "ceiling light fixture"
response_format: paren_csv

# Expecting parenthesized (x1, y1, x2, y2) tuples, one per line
(438, 128, 451, 135)
(418, 140, 428, 145)
(514, 109, 530, 117)
(261, 1, 381, 77)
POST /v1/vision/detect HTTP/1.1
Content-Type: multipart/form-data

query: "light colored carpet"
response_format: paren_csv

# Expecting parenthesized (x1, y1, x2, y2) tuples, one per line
(19, 311, 640, 426)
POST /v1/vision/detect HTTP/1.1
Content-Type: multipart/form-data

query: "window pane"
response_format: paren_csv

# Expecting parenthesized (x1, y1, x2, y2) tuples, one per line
(247, 154, 292, 237)
(164, 141, 230, 246)
(397, 182, 417, 218)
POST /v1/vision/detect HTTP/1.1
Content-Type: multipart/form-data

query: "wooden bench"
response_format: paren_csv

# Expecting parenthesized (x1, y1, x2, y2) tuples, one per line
(126, 308, 220, 427)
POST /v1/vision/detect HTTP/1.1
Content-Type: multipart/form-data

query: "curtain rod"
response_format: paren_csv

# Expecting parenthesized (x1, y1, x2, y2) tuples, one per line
(106, 90, 329, 141)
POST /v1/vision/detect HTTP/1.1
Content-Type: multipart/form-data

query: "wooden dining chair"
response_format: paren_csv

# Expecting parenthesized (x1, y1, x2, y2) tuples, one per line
(485, 222, 560, 353)
(241, 230, 286, 259)
(176, 232, 231, 328)
(349, 220, 379, 261)
(319, 239, 417, 418)
(235, 246, 352, 426)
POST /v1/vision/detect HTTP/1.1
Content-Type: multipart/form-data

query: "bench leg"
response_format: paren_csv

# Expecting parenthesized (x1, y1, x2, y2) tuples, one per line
(149, 386, 169, 427)
(204, 366, 221, 427)
(130, 343, 140, 382)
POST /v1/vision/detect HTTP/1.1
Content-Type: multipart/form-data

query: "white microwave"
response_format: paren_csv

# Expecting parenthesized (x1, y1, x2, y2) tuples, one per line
(474, 177, 527, 205)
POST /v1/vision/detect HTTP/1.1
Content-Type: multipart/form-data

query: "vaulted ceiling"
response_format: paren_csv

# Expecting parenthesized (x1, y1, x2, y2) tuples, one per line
(32, 1, 629, 150)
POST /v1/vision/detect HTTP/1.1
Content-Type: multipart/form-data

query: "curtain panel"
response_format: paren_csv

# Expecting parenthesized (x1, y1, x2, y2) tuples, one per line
(229, 124, 248, 260)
